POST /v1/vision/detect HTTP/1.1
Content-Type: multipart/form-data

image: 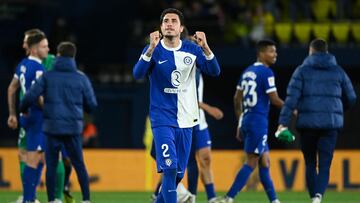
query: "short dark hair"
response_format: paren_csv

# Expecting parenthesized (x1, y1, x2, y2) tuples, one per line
(27, 32, 46, 48)
(256, 39, 276, 55)
(24, 28, 44, 37)
(310, 38, 328, 52)
(57, 41, 76, 57)
(160, 8, 184, 25)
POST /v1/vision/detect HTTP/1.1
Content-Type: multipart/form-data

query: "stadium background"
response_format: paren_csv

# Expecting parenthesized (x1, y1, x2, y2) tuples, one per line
(0, 0, 359, 200)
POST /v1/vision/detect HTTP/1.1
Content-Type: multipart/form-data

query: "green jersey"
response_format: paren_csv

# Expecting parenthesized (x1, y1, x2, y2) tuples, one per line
(42, 54, 56, 71)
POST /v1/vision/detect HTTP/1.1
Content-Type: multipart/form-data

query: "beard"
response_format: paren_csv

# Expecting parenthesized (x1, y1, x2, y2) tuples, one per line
(163, 34, 175, 41)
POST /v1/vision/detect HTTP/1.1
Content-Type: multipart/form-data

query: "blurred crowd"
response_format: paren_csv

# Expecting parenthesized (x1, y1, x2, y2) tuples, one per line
(132, 0, 360, 46)
(1, 0, 360, 85)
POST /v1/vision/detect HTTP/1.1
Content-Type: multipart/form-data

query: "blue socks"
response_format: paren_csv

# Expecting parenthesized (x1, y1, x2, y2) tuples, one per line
(227, 164, 253, 198)
(156, 169, 177, 203)
(36, 162, 44, 186)
(205, 183, 216, 200)
(259, 167, 277, 201)
(23, 165, 38, 201)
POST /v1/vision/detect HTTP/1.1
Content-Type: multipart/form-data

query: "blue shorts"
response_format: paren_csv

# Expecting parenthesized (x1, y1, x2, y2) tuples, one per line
(152, 126, 192, 174)
(26, 125, 45, 152)
(240, 124, 269, 155)
(20, 109, 44, 151)
(193, 126, 211, 150)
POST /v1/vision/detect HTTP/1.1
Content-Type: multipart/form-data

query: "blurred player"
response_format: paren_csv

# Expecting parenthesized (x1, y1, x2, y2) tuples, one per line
(8, 31, 49, 203)
(20, 41, 96, 203)
(186, 69, 223, 203)
(133, 8, 220, 203)
(214, 40, 284, 203)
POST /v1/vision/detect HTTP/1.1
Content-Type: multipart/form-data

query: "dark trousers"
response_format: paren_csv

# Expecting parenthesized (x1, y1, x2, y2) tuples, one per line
(45, 134, 90, 201)
(299, 129, 338, 198)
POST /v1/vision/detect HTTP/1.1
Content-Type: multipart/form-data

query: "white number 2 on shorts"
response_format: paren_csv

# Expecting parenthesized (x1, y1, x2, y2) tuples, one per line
(161, 144, 170, 158)
(262, 135, 268, 146)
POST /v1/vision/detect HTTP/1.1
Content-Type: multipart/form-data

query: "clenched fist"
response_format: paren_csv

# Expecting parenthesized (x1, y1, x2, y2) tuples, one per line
(149, 31, 161, 49)
(192, 31, 212, 56)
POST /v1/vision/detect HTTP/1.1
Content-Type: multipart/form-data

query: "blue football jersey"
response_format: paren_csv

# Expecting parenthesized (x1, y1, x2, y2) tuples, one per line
(237, 62, 277, 119)
(14, 56, 45, 122)
(133, 39, 220, 128)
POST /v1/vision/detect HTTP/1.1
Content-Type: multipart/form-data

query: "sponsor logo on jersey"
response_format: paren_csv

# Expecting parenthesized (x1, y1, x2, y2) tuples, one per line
(164, 88, 187, 94)
(158, 60, 168, 64)
(171, 70, 181, 87)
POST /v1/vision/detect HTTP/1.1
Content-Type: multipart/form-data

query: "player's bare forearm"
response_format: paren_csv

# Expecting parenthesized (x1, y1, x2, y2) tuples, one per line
(7, 78, 19, 116)
(38, 96, 44, 108)
(145, 47, 155, 57)
(199, 102, 223, 120)
(202, 45, 212, 56)
(234, 89, 243, 119)
(269, 91, 284, 109)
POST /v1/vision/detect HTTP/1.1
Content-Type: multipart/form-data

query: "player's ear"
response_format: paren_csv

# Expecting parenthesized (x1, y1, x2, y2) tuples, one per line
(180, 25, 184, 33)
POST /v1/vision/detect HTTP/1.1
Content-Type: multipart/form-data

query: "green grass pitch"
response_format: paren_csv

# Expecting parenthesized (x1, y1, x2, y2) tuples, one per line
(1, 191, 359, 203)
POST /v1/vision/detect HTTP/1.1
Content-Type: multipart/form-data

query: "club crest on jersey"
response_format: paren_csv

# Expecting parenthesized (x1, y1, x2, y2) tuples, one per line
(165, 158, 172, 166)
(183, 56, 192, 65)
(171, 70, 181, 87)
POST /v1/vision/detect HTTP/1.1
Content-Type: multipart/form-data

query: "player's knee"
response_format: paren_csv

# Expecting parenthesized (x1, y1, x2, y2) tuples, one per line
(246, 158, 258, 169)
(259, 158, 270, 168)
(199, 154, 211, 168)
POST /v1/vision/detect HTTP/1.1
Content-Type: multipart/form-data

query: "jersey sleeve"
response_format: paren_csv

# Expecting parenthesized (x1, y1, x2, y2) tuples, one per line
(263, 68, 277, 94)
(133, 45, 154, 79)
(194, 45, 220, 77)
(14, 61, 23, 79)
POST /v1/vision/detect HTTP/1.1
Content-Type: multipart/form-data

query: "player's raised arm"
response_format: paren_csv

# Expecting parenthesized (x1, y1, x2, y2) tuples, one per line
(193, 31, 220, 77)
(7, 77, 20, 129)
(133, 31, 160, 79)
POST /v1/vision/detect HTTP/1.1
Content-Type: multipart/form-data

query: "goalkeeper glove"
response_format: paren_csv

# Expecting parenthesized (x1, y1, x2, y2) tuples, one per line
(275, 127, 295, 143)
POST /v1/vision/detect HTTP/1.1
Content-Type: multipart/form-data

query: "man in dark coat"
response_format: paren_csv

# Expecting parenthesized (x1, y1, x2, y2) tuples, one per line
(278, 39, 356, 203)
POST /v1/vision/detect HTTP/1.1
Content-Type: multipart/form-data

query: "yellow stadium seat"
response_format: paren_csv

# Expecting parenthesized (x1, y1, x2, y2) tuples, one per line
(311, 0, 336, 22)
(294, 23, 312, 44)
(313, 23, 331, 41)
(351, 23, 360, 43)
(274, 23, 292, 44)
(332, 23, 350, 43)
